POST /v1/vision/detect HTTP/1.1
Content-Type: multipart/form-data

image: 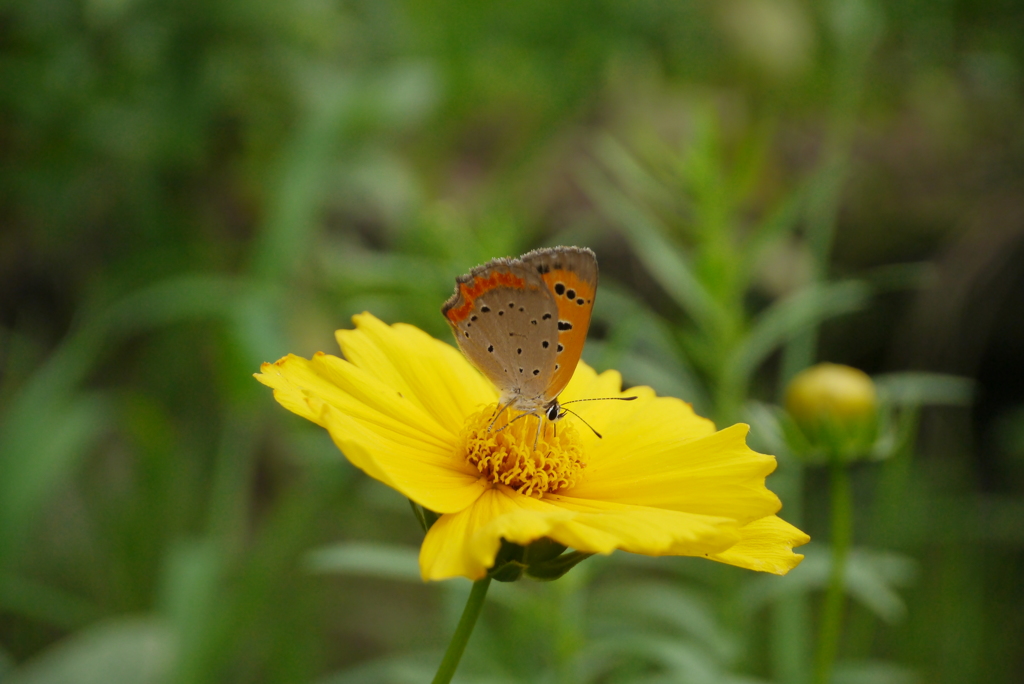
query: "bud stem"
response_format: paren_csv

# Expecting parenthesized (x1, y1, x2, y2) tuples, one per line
(814, 462, 853, 684)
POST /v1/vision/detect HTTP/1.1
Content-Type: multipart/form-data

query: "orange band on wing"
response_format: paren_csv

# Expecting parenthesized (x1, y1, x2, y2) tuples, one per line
(445, 271, 527, 323)
(539, 269, 596, 398)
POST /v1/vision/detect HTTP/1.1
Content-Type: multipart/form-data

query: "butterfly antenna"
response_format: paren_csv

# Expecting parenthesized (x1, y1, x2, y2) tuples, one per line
(560, 407, 603, 439)
(561, 396, 638, 405)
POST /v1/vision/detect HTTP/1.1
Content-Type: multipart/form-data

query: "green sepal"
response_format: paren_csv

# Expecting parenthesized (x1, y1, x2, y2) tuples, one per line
(525, 551, 593, 581)
(781, 409, 878, 465)
(486, 539, 526, 582)
(523, 538, 567, 565)
(485, 538, 590, 582)
(409, 500, 441, 532)
(488, 560, 526, 582)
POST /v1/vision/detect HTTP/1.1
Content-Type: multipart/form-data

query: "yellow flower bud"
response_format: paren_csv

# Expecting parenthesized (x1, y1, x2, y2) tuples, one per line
(785, 363, 877, 425)
(784, 363, 877, 462)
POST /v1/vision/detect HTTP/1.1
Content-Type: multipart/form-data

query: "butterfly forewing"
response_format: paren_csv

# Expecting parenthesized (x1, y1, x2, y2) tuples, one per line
(442, 259, 560, 401)
(518, 247, 598, 402)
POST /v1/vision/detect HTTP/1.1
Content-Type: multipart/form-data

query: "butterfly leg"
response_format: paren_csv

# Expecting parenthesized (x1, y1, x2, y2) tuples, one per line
(493, 410, 532, 434)
(487, 396, 517, 432)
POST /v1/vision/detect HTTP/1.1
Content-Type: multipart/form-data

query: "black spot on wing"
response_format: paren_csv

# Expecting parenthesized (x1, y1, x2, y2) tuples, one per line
(566, 289, 576, 299)
(558, 320, 573, 331)
(554, 283, 565, 295)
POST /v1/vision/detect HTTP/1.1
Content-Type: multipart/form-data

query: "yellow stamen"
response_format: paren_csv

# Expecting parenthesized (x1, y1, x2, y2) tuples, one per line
(460, 404, 586, 498)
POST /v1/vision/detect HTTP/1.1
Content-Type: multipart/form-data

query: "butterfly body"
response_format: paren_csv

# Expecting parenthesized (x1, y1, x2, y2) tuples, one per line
(442, 246, 598, 423)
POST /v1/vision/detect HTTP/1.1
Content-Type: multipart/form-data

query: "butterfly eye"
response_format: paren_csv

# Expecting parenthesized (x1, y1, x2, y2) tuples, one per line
(546, 404, 561, 421)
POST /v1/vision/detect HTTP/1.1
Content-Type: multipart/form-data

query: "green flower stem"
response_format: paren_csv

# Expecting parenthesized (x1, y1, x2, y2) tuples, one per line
(431, 577, 492, 684)
(814, 462, 853, 684)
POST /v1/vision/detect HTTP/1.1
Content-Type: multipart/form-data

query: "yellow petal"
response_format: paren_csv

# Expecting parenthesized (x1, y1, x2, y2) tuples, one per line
(709, 515, 810, 575)
(567, 422, 781, 526)
(316, 399, 488, 514)
(544, 494, 740, 558)
(557, 363, 717, 455)
(419, 487, 571, 580)
(337, 314, 497, 430)
(419, 487, 741, 581)
(256, 352, 486, 514)
(257, 353, 454, 450)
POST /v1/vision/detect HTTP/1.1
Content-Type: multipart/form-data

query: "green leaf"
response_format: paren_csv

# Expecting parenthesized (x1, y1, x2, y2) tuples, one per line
(5, 618, 173, 684)
(586, 284, 709, 410)
(0, 572, 100, 630)
(0, 645, 13, 679)
(577, 166, 724, 333)
(305, 542, 422, 582)
(725, 280, 870, 391)
(743, 401, 796, 462)
(832, 660, 919, 684)
(588, 582, 736, 661)
(576, 635, 725, 684)
(740, 545, 917, 623)
(0, 394, 112, 561)
(593, 135, 678, 212)
(873, 372, 974, 407)
(317, 654, 515, 684)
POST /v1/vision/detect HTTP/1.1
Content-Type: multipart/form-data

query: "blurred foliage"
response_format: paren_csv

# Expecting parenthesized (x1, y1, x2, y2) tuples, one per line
(2, 0, 1024, 683)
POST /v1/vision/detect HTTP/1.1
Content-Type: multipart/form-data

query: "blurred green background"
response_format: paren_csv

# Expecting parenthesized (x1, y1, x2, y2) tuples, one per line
(2, 0, 1023, 682)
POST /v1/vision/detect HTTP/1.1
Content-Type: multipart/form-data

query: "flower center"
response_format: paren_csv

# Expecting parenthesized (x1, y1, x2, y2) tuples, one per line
(460, 404, 586, 498)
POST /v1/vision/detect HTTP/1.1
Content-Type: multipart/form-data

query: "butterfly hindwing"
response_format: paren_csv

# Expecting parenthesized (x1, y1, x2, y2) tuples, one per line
(518, 247, 598, 402)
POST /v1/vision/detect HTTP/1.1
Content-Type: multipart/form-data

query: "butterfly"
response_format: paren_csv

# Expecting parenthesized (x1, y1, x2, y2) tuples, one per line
(443, 246, 630, 435)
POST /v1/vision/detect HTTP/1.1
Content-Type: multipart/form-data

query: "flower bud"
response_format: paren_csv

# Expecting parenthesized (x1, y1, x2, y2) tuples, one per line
(784, 363, 877, 462)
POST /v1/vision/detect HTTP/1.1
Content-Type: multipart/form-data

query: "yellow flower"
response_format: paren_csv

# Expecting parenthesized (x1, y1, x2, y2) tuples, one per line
(256, 313, 808, 581)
